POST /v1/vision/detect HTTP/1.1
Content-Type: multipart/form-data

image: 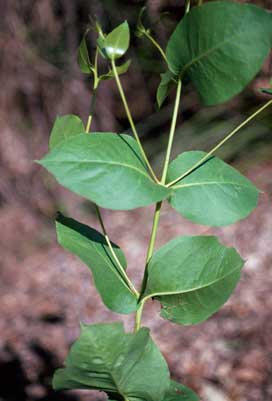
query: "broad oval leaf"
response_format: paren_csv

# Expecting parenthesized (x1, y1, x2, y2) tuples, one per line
(167, 151, 259, 227)
(164, 381, 199, 401)
(143, 236, 244, 325)
(49, 115, 85, 150)
(166, 2, 272, 105)
(39, 133, 170, 210)
(77, 37, 93, 74)
(56, 213, 137, 314)
(102, 21, 130, 60)
(53, 322, 170, 401)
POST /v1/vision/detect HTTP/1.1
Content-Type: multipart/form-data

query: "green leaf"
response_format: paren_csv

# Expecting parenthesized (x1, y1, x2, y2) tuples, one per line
(260, 88, 272, 95)
(100, 60, 131, 80)
(143, 236, 244, 325)
(166, 2, 272, 105)
(56, 213, 137, 314)
(102, 21, 130, 60)
(167, 151, 259, 227)
(157, 71, 176, 108)
(77, 37, 93, 74)
(49, 115, 85, 150)
(164, 381, 199, 401)
(39, 133, 170, 210)
(53, 323, 170, 401)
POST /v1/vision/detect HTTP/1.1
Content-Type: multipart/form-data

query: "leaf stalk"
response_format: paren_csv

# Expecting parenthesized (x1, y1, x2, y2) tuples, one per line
(167, 99, 272, 187)
(111, 59, 159, 183)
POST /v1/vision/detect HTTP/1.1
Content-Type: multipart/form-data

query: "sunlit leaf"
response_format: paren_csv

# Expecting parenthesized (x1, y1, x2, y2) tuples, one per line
(101, 21, 130, 60)
(167, 151, 259, 226)
(39, 133, 170, 210)
(143, 235, 244, 325)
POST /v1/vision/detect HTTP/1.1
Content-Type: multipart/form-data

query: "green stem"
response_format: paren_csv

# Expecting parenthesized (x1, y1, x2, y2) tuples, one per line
(86, 50, 99, 133)
(111, 59, 159, 183)
(167, 98, 272, 187)
(134, 301, 144, 333)
(161, 79, 182, 184)
(185, 0, 191, 13)
(95, 205, 139, 298)
(85, 55, 139, 299)
(134, 81, 183, 331)
(143, 31, 167, 63)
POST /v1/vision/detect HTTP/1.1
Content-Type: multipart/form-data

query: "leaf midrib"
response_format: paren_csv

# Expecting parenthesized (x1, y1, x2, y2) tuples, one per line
(178, 26, 250, 77)
(172, 180, 253, 190)
(143, 263, 241, 301)
(45, 159, 155, 184)
(61, 232, 133, 294)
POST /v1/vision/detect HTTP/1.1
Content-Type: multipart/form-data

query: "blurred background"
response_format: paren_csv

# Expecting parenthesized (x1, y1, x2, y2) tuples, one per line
(1, 1, 272, 400)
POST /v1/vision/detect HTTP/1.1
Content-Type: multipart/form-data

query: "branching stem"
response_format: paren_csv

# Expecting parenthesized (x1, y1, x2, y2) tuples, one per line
(111, 59, 159, 183)
(167, 99, 272, 187)
(135, 80, 182, 331)
(143, 31, 167, 63)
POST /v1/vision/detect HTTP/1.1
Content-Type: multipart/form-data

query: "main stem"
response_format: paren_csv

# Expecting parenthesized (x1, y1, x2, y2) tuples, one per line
(134, 80, 182, 331)
(111, 59, 159, 183)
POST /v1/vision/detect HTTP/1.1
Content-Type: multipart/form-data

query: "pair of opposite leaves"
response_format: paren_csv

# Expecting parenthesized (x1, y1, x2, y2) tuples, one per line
(39, 0, 272, 225)
(38, 0, 271, 324)
(46, 4, 272, 399)
(53, 322, 199, 401)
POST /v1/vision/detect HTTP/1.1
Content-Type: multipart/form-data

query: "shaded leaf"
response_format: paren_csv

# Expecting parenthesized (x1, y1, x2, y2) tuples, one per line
(56, 213, 137, 314)
(53, 323, 170, 401)
(100, 60, 131, 80)
(164, 381, 199, 401)
(39, 133, 170, 210)
(77, 37, 93, 74)
(49, 115, 85, 150)
(157, 71, 176, 108)
(166, 2, 272, 105)
(167, 151, 259, 226)
(143, 236, 244, 325)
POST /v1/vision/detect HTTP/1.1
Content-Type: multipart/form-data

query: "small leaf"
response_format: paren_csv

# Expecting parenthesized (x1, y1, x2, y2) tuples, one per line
(100, 60, 131, 80)
(157, 70, 176, 108)
(166, 2, 272, 105)
(56, 213, 137, 314)
(167, 151, 259, 227)
(49, 115, 85, 150)
(143, 235, 244, 325)
(260, 88, 272, 95)
(77, 36, 93, 74)
(53, 323, 170, 401)
(39, 133, 170, 210)
(102, 21, 130, 60)
(136, 6, 147, 38)
(164, 381, 199, 401)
